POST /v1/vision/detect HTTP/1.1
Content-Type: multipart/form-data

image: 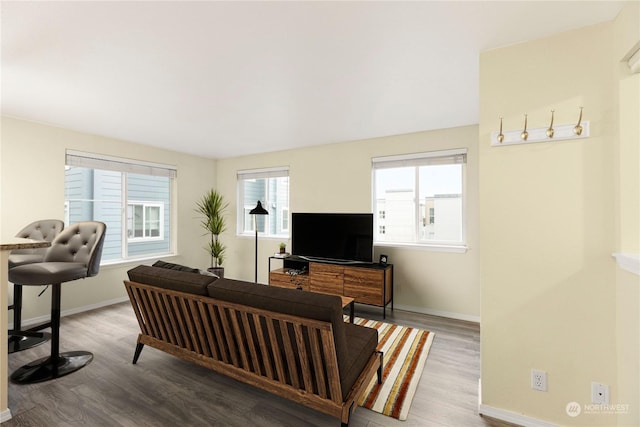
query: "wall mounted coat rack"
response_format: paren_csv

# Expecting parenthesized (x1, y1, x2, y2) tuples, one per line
(491, 108, 590, 147)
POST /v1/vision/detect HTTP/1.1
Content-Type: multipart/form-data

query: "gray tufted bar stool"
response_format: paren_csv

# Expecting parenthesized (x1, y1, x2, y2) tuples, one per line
(8, 221, 106, 384)
(8, 219, 64, 353)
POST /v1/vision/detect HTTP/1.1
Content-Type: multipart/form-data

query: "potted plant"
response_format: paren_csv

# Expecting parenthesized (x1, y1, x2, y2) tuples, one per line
(196, 189, 228, 277)
(279, 242, 287, 254)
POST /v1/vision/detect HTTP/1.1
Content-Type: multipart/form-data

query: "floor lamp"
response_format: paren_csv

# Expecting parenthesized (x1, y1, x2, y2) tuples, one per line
(249, 201, 269, 283)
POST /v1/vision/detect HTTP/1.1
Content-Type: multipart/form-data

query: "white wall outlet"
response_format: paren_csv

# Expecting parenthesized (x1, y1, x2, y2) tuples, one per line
(531, 369, 547, 392)
(591, 382, 610, 404)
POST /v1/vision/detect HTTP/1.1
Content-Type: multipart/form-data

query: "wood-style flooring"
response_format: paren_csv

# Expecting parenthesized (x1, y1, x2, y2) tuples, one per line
(5, 301, 516, 427)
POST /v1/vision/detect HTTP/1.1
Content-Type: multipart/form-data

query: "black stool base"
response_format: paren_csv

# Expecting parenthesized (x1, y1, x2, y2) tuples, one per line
(8, 331, 51, 354)
(10, 351, 93, 384)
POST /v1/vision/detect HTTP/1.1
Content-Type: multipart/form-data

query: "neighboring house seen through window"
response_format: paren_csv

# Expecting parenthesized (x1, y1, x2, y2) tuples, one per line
(127, 202, 163, 240)
(237, 167, 289, 237)
(65, 150, 175, 263)
(372, 149, 466, 248)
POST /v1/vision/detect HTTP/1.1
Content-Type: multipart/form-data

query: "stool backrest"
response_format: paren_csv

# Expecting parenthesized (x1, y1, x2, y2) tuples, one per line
(44, 221, 107, 277)
(12, 219, 65, 256)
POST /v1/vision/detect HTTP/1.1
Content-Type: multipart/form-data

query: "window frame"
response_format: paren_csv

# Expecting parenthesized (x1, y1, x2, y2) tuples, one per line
(372, 149, 467, 252)
(236, 167, 290, 238)
(65, 150, 177, 264)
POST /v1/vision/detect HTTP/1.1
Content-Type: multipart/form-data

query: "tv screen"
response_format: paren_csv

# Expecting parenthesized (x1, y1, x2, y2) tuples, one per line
(291, 213, 373, 263)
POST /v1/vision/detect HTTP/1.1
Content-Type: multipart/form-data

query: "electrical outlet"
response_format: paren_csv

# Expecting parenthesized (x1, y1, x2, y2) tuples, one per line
(531, 369, 547, 392)
(591, 382, 609, 404)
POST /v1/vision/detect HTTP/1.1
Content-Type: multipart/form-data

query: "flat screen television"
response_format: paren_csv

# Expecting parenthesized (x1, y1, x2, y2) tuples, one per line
(291, 213, 374, 263)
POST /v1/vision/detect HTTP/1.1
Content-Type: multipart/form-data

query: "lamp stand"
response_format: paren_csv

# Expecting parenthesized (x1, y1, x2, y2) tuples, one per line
(254, 219, 258, 283)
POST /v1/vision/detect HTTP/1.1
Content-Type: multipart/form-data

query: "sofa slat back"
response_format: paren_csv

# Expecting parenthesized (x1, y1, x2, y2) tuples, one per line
(125, 280, 344, 405)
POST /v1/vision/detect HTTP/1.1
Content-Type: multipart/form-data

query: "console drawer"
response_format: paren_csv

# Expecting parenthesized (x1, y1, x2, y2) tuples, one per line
(344, 267, 385, 305)
(309, 263, 343, 295)
(269, 268, 309, 291)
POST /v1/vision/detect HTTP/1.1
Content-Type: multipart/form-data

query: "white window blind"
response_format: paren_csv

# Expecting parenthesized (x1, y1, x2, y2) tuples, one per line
(237, 166, 289, 180)
(66, 150, 177, 178)
(372, 149, 467, 169)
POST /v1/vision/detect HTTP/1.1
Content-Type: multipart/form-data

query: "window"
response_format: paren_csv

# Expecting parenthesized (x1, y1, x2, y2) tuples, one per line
(127, 202, 163, 240)
(237, 167, 289, 237)
(65, 150, 176, 262)
(372, 149, 466, 247)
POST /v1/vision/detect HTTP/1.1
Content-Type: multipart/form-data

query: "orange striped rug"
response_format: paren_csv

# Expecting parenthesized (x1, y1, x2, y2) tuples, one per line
(350, 316, 434, 421)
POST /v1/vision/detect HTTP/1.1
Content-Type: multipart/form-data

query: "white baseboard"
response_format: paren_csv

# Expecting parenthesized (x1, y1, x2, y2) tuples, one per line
(478, 380, 558, 427)
(0, 408, 12, 423)
(478, 404, 558, 427)
(393, 303, 480, 323)
(8, 296, 129, 329)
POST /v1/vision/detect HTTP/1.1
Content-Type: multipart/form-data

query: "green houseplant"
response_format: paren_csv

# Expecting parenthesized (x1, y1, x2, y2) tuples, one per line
(196, 189, 228, 277)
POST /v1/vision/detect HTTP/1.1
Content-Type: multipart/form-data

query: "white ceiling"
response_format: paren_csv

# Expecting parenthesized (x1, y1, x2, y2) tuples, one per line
(1, 1, 626, 159)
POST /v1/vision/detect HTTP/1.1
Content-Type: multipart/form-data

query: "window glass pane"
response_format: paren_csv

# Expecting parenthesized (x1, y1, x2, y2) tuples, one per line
(65, 166, 123, 262)
(239, 172, 289, 237)
(281, 207, 289, 232)
(65, 163, 172, 262)
(419, 164, 462, 242)
(133, 205, 144, 237)
(373, 153, 465, 246)
(374, 167, 415, 243)
(146, 206, 160, 237)
(127, 173, 169, 256)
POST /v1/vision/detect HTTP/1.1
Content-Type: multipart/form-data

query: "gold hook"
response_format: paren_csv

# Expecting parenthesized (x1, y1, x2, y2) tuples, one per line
(497, 117, 504, 143)
(573, 107, 583, 135)
(521, 114, 528, 141)
(546, 110, 555, 138)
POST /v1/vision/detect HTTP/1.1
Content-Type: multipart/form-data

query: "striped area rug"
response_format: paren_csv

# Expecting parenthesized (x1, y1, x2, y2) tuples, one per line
(350, 316, 434, 421)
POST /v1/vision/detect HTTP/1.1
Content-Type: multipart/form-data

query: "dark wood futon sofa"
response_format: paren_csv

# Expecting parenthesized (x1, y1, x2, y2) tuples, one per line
(124, 264, 383, 426)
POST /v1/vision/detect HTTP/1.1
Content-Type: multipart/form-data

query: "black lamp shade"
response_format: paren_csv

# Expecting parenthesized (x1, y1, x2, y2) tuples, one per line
(249, 201, 269, 215)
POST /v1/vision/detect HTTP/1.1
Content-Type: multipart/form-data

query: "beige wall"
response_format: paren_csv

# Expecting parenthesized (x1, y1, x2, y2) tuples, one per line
(1, 116, 217, 322)
(614, 3, 640, 426)
(480, 4, 639, 425)
(215, 125, 481, 320)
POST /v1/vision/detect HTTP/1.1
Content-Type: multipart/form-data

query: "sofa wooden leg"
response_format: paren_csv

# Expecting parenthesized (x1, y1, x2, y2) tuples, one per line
(377, 351, 384, 384)
(132, 343, 144, 364)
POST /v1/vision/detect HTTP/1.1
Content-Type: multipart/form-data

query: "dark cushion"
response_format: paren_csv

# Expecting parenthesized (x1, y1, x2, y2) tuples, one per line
(341, 322, 379, 399)
(153, 260, 219, 278)
(207, 278, 359, 400)
(127, 265, 218, 296)
(9, 262, 88, 285)
(152, 260, 200, 273)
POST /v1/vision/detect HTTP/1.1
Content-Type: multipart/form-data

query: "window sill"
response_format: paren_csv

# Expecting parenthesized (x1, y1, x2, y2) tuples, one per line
(612, 253, 640, 276)
(100, 252, 179, 269)
(374, 242, 468, 254)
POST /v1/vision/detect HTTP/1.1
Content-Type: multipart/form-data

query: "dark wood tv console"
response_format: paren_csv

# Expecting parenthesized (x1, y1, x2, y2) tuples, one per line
(268, 256, 393, 318)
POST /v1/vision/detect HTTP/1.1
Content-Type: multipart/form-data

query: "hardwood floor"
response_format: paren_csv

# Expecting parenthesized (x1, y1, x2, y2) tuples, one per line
(5, 302, 516, 427)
